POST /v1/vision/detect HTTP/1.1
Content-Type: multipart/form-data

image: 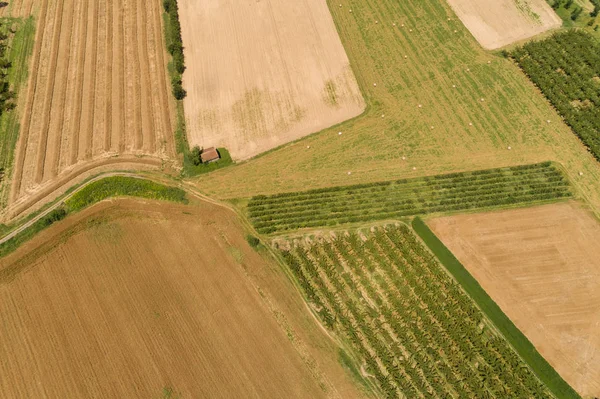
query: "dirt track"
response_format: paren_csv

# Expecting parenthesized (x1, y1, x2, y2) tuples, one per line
(0, 199, 363, 398)
(178, 0, 365, 160)
(9, 0, 175, 209)
(429, 202, 600, 397)
(446, 0, 562, 49)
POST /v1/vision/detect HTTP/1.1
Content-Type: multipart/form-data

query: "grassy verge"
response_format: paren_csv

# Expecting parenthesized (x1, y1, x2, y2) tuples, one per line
(162, 6, 233, 177)
(412, 217, 581, 399)
(64, 176, 187, 212)
(0, 16, 36, 207)
(0, 177, 188, 258)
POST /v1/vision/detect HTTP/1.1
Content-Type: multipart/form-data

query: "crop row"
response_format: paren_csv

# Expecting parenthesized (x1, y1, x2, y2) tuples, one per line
(248, 162, 571, 234)
(278, 225, 552, 398)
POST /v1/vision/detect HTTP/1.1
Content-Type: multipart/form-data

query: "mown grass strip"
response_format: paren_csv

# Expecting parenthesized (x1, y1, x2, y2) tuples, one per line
(412, 217, 581, 399)
(0, 16, 36, 207)
(248, 162, 572, 234)
(0, 177, 187, 258)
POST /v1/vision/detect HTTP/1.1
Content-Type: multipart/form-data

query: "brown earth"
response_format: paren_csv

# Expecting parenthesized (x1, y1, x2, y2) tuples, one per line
(178, 0, 365, 160)
(446, 0, 562, 49)
(428, 201, 600, 398)
(0, 199, 366, 398)
(9, 0, 175, 211)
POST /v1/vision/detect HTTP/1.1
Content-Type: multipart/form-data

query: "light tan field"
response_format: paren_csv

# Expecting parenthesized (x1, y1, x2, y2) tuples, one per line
(0, 199, 365, 398)
(446, 0, 562, 49)
(428, 202, 600, 397)
(0, 0, 35, 17)
(178, 0, 365, 160)
(8, 0, 175, 215)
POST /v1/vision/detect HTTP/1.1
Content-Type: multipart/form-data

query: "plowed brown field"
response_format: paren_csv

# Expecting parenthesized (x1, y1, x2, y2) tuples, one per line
(8, 0, 175, 213)
(178, 0, 365, 160)
(0, 199, 364, 398)
(428, 202, 600, 398)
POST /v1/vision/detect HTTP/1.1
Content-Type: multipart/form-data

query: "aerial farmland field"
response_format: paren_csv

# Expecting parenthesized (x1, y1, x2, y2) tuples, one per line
(0, 199, 363, 398)
(177, 0, 365, 160)
(428, 202, 600, 397)
(5, 0, 175, 221)
(1, 0, 600, 397)
(445, 0, 562, 49)
(196, 0, 600, 219)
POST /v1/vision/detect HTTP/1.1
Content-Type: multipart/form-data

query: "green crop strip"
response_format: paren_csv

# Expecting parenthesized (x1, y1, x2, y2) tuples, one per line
(278, 224, 556, 398)
(412, 217, 580, 399)
(64, 176, 187, 212)
(248, 162, 571, 234)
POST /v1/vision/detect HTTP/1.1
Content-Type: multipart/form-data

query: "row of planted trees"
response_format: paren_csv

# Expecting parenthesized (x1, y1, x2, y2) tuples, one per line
(0, 24, 15, 118)
(163, 0, 186, 100)
(278, 225, 552, 398)
(249, 163, 571, 234)
(512, 30, 600, 161)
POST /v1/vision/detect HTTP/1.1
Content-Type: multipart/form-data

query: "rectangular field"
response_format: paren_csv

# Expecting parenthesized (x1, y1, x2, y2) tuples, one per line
(248, 162, 571, 234)
(178, 0, 365, 160)
(0, 200, 360, 398)
(428, 202, 600, 397)
(9, 0, 175, 207)
(446, 0, 562, 49)
(277, 224, 553, 397)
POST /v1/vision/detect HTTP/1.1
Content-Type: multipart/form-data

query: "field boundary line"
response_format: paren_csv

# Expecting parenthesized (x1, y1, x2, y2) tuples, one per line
(412, 216, 581, 399)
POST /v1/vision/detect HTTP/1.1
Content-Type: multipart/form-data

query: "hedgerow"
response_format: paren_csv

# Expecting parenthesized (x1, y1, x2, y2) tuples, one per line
(65, 176, 187, 212)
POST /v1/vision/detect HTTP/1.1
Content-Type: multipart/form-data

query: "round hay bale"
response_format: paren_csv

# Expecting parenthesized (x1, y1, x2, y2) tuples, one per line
(338, 131, 343, 135)
(412, 167, 417, 171)
(579, 171, 584, 176)
(373, 83, 377, 87)
(507, 146, 512, 150)
(347, 171, 352, 175)
(418, 104, 422, 108)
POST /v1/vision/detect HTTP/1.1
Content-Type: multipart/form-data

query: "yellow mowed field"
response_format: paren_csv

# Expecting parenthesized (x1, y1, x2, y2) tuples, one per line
(194, 0, 600, 220)
(6, 0, 175, 219)
(178, 0, 365, 160)
(445, 0, 561, 49)
(428, 201, 600, 398)
(0, 199, 364, 398)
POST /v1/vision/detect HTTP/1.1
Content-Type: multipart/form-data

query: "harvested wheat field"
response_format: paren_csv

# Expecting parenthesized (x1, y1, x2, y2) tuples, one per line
(0, 0, 35, 18)
(428, 202, 600, 397)
(0, 199, 363, 398)
(178, 0, 365, 160)
(446, 0, 562, 49)
(9, 0, 175, 212)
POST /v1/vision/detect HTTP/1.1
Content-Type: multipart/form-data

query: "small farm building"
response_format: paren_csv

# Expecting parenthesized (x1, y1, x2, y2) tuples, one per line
(201, 147, 220, 163)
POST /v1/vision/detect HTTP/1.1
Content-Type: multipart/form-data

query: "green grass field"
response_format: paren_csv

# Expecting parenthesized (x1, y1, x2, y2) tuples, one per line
(194, 0, 600, 219)
(0, 16, 36, 208)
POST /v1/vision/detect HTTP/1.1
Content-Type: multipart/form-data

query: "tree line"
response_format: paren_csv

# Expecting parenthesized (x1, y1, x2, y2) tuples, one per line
(163, 0, 186, 100)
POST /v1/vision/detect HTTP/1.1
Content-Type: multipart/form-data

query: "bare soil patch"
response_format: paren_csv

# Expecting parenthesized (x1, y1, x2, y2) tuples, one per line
(445, 0, 562, 49)
(178, 0, 365, 160)
(9, 0, 175, 210)
(0, 199, 364, 398)
(428, 201, 600, 397)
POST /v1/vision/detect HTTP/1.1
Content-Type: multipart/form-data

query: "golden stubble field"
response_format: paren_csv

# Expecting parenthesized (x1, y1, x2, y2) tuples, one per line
(6, 0, 175, 219)
(428, 202, 600, 397)
(445, 0, 562, 49)
(0, 199, 364, 398)
(178, 0, 365, 160)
